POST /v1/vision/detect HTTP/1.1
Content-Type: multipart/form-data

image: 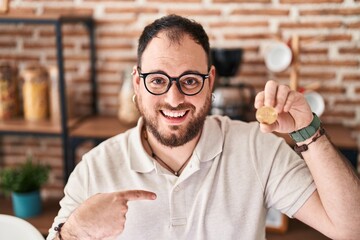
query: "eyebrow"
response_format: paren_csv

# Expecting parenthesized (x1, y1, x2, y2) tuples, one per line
(141, 69, 206, 76)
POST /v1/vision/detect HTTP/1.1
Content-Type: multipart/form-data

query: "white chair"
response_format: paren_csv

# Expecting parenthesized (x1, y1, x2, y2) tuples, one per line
(0, 214, 44, 239)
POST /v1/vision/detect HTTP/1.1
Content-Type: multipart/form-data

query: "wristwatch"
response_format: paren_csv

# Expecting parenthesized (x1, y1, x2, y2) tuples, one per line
(289, 113, 321, 143)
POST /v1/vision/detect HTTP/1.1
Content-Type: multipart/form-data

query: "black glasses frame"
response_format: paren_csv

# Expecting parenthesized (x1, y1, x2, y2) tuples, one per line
(137, 67, 209, 96)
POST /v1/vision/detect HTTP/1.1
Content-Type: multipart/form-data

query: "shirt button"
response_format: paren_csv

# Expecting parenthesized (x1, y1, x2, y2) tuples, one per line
(174, 186, 181, 192)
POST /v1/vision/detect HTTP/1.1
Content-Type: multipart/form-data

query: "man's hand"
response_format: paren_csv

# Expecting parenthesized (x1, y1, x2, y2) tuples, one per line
(254, 80, 313, 133)
(61, 190, 157, 240)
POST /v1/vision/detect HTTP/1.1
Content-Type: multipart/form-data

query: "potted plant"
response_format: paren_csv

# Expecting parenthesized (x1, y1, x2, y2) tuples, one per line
(0, 156, 50, 218)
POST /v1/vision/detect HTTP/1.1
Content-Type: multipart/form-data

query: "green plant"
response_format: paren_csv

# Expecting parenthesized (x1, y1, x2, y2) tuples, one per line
(0, 157, 50, 196)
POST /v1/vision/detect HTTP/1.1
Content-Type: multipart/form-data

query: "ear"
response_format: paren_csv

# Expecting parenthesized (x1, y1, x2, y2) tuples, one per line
(132, 65, 140, 95)
(208, 65, 216, 92)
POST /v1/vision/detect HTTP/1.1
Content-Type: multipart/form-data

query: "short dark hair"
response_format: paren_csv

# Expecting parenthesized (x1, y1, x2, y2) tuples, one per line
(137, 14, 211, 68)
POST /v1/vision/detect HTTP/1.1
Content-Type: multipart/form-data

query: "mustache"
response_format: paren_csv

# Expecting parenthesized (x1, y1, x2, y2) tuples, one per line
(156, 103, 195, 111)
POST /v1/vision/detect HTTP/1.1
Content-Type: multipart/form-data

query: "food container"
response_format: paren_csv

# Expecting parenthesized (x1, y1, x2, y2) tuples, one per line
(0, 63, 19, 120)
(21, 66, 49, 121)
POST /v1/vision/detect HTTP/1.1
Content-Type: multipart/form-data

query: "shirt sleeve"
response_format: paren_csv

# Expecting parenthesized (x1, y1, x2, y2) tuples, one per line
(250, 126, 316, 218)
(46, 157, 90, 240)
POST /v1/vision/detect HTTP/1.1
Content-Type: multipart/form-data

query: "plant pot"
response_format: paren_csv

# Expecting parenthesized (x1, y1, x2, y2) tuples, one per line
(11, 190, 42, 218)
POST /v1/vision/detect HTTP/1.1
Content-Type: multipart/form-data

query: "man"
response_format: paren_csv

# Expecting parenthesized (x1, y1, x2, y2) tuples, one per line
(48, 15, 360, 240)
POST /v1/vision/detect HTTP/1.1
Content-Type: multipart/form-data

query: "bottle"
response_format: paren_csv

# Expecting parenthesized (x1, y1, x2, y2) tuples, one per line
(48, 66, 60, 123)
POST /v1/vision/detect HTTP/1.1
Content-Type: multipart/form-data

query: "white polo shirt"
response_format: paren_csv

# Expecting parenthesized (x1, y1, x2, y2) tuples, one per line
(47, 115, 315, 240)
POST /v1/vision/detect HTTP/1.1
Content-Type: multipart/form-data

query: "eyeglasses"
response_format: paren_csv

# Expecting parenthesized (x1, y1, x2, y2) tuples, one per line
(137, 67, 209, 96)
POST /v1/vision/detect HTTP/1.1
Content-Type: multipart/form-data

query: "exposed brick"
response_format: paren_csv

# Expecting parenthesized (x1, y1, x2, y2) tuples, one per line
(300, 34, 352, 42)
(343, 74, 360, 81)
(82, 0, 133, 1)
(43, 7, 94, 16)
(300, 48, 328, 56)
(209, 21, 268, 28)
(347, 21, 360, 29)
(22, 0, 73, 1)
(280, 0, 343, 3)
(0, 42, 16, 48)
(280, 21, 342, 29)
(0, 54, 40, 61)
(334, 99, 360, 106)
(23, 42, 74, 50)
(7, 8, 36, 15)
(300, 8, 360, 16)
(47, 55, 90, 61)
(97, 31, 141, 39)
(214, 0, 270, 2)
(239, 70, 267, 78)
(99, 92, 119, 98)
(71, 77, 91, 84)
(104, 7, 158, 14)
(148, 0, 201, 2)
(242, 46, 260, 53)
(232, 9, 290, 16)
(0, 29, 33, 37)
(321, 110, 356, 119)
(224, 33, 274, 40)
(301, 60, 358, 67)
(319, 86, 346, 94)
(39, 28, 88, 38)
(96, 18, 137, 26)
(300, 72, 336, 81)
(82, 43, 133, 51)
(97, 68, 122, 75)
(339, 47, 360, 55)
(104, 56, 137, 64)
(166, 9, 222, 16)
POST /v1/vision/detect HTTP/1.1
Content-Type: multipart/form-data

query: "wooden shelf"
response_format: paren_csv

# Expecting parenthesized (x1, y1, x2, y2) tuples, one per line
(0, 117, 82, 135)
(0, 197, 60, 236)
(69, 116, 136, 139)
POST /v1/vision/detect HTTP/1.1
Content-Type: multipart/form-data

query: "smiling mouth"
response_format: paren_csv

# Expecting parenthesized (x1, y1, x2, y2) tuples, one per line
(161, 110, 189, 119)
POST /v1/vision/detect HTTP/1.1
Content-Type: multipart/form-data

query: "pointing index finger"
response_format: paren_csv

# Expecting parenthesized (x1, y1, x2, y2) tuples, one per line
(120, 190, 157, 201)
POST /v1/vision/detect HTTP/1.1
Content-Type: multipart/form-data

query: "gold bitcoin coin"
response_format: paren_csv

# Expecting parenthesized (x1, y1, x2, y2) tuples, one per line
(256, 106, 278, 124)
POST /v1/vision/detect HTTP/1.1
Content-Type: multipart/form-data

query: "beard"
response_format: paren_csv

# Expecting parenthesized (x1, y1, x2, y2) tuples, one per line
(136, 93, 212, 147)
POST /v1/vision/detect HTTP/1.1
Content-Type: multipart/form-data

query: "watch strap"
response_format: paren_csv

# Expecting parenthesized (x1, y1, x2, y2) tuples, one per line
(289, 113, 321, 143)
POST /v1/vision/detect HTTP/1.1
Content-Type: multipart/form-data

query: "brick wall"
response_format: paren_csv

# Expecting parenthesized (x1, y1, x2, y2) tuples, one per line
(1, 0, 359, 198)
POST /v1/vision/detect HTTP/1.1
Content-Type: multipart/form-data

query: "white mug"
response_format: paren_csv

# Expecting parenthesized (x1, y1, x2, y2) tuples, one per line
(264, 42, 292, 72)
(304, 91, 325, 117)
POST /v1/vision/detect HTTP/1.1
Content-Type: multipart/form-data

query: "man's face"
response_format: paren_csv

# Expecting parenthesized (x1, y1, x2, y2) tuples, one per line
(133, 32, 215, 147)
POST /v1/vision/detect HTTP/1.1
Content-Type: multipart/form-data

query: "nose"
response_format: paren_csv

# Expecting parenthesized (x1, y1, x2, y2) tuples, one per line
(164, 81, 185, 107)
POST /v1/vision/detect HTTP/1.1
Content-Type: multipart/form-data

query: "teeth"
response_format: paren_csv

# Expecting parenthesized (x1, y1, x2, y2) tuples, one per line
(162, 110, 186, 118)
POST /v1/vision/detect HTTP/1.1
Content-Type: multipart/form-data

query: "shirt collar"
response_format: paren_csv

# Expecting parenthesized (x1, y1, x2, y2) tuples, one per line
(128, 116, 224, 173)
(193, 116, 223, 163)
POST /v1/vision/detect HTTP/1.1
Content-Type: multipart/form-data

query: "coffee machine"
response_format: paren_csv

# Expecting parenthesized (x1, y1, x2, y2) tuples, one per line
(210, 48, 255, 121)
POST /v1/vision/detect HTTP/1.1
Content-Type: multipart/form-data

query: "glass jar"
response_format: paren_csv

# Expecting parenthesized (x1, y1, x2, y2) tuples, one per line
(21, 66, 49, 121)
(0, 62, 19, 120)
